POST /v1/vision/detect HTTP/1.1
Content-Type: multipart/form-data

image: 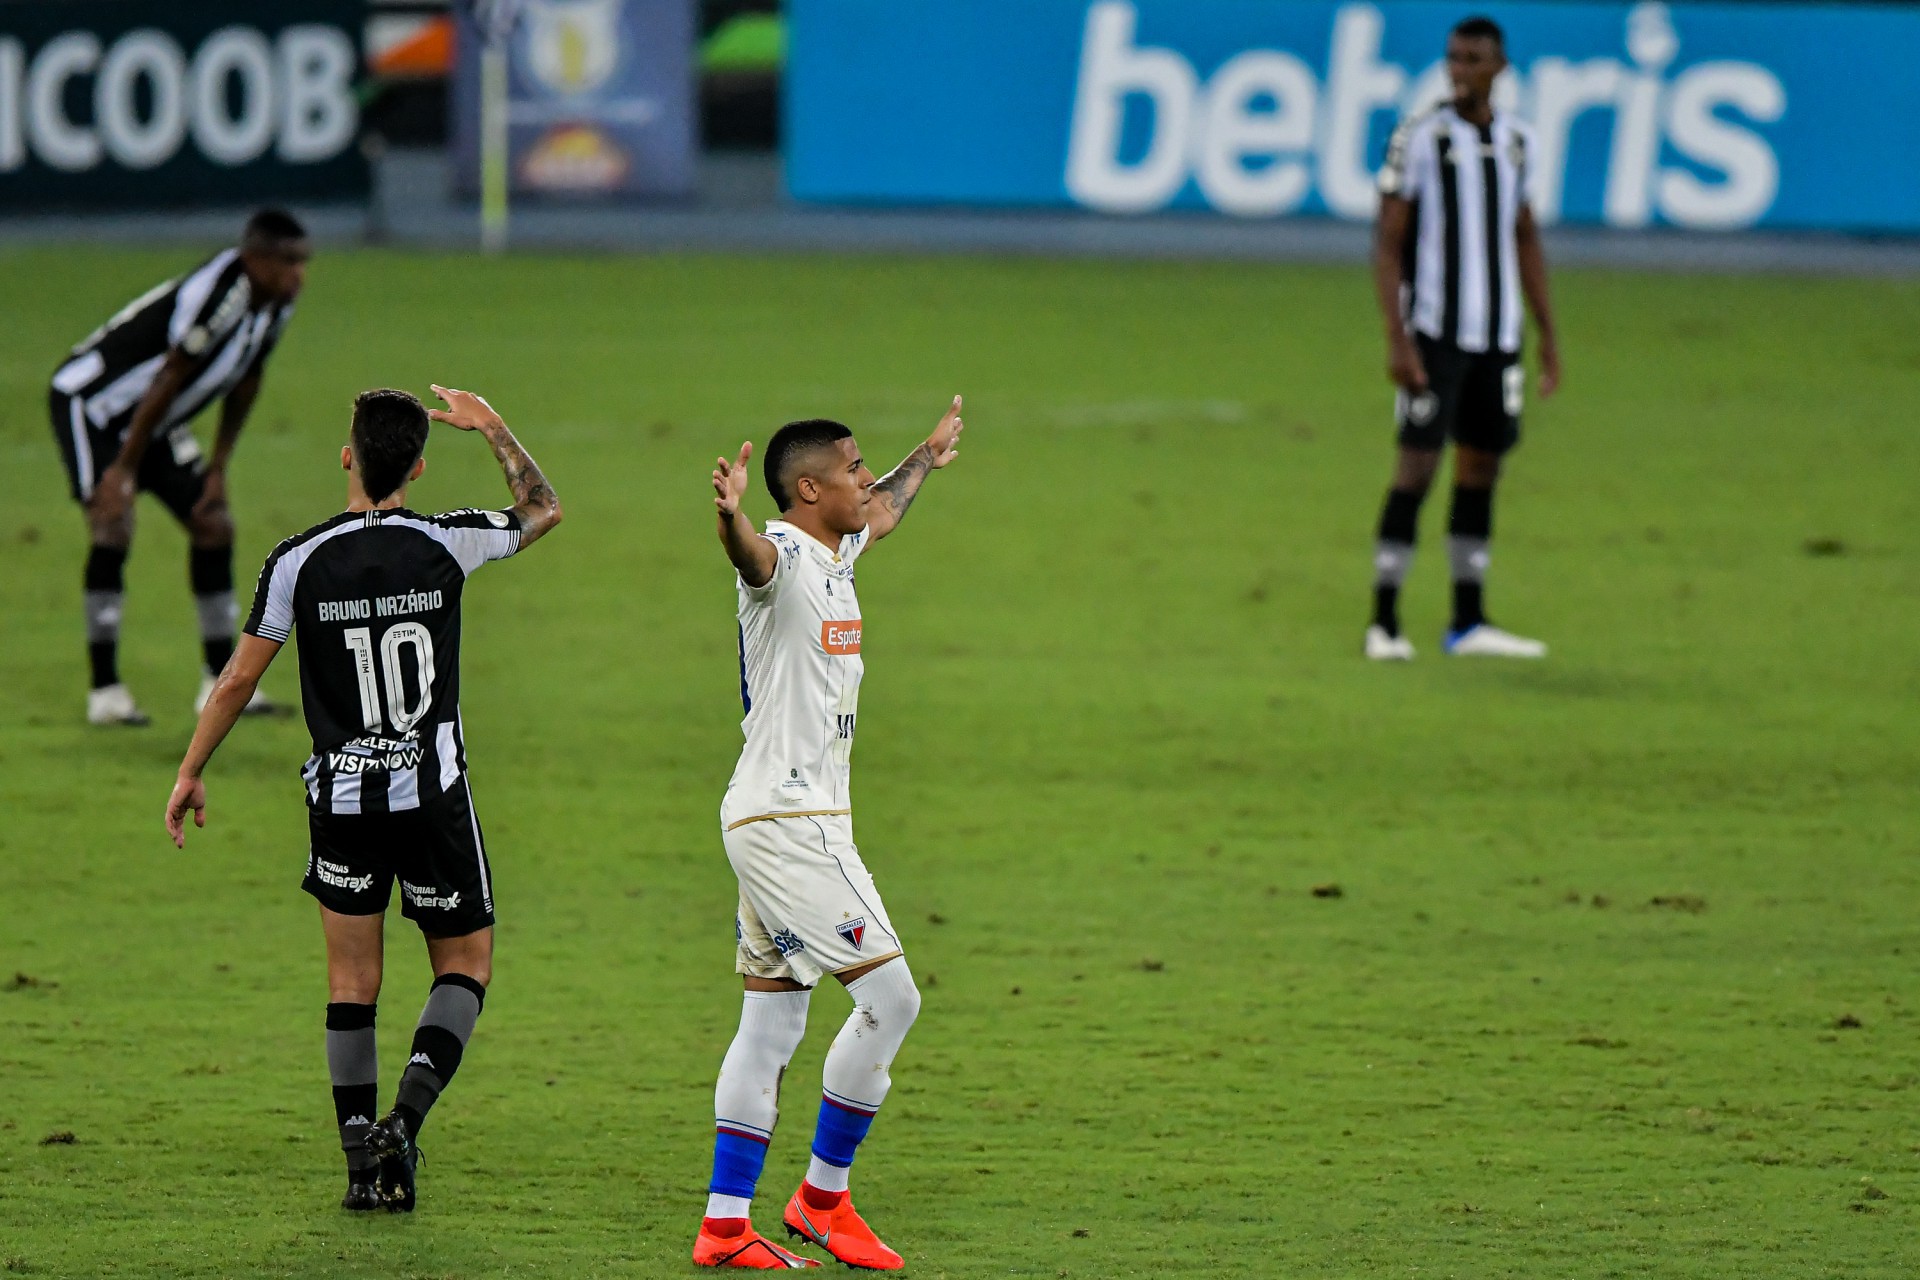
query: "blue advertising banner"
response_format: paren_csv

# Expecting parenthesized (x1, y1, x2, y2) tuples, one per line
(451, 0, 696, 198)
(786, 0, 1920, 231)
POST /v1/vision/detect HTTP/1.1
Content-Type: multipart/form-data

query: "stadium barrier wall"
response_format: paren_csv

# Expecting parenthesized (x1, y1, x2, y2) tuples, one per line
(786, 0, 1920, 232)
(0, 0, 367, 209)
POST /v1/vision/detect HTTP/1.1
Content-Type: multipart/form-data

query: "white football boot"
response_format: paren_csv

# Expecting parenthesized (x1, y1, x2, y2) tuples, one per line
(1364, 625, 1416, 661)
(87, 683, 151, 726)
(1443, 624, 1547, 659)
(196, 673, 283, 716)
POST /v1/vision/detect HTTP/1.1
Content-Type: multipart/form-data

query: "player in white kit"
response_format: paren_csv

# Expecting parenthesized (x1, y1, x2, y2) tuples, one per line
(694, 399, 965, 1270)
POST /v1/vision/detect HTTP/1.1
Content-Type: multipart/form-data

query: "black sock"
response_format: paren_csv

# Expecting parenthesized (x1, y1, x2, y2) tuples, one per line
(1448, 487, 1495, 631)
(325, 1002, 379, 1177)
(393, 973, 487, 1137)
(84, 546, 128, 690)
(1372, 489, 1425, 636)
(190, 546, 236, 676)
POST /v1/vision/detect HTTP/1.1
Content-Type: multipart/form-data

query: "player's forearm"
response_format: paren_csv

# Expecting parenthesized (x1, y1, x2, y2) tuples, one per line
(718, 510, 776, 586)
(1372, 237, 1412, 344)
(210, 372, 261, 471)
(870, 442, 936, 537)
(479, 421, 562, 544)
(177, 673, 255, 780)
(1517, 223, 1557, 344)
(114, 362, 190, 469)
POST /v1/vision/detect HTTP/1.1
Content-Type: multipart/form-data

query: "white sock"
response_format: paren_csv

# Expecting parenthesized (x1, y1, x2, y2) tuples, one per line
(706, 988, 810, 1220)
(805, 1155, 850, 1194)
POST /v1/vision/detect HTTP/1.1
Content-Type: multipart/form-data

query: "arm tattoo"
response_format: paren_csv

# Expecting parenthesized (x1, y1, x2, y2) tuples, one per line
(873, 444, 934, 521)
(485, 426, 558, 517)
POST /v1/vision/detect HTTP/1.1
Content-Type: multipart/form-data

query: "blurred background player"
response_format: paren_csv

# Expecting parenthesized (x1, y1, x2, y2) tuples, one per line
(164, 385, 562, 1212)
(50, 209, 310, 724)
(1366, 17, 1561, 661)
(694, 398, 965, 1269)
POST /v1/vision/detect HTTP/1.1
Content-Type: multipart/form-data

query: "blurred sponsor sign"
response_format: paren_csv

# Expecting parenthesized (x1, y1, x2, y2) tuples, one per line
(451, 0, 696, 198)
(0, 0, 366, 209)
(787, 0, 1920, 232)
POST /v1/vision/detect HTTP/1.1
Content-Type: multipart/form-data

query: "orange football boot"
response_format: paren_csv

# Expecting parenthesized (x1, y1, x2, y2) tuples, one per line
(694, 1218, 821, 1269)
(783, 1187, 904, 1270)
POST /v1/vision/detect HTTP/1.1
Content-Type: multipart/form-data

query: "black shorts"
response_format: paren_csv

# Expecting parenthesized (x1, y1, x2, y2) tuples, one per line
(1395, 336, 1523, 456)
(304, 784, 497, 937)
(48, 387, 207, 521)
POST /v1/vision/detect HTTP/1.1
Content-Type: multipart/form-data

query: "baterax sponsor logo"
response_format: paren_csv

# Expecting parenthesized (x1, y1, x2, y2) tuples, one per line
(401, 881, 461, 911)
(1066, 1, 1785, 229)
(0, 22, 357, 176)
(821, 620, 863, 655)
(314, 858, 375, 893)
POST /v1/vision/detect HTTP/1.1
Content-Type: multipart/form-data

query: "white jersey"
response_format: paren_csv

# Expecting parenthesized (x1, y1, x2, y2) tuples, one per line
(723, 520, 870, 828)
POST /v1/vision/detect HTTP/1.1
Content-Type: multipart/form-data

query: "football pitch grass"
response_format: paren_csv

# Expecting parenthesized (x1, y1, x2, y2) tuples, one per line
(1, 247, 1916, 1278)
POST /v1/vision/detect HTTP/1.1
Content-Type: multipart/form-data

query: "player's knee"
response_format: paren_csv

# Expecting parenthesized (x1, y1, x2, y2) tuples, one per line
(88, 512, 133, 549)
(188, 509, 234, 549)
(328, 968, 382, 1005)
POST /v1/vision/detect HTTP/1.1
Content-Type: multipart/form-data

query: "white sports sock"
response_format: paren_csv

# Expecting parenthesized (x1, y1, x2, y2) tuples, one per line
(706, 988, 810, 1219)
(808, 961, 920, 1194)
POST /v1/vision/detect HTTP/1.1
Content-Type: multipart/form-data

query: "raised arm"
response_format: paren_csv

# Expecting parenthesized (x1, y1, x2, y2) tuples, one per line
(429, 385, 564, 547)
(1515, 203, 1561, 397)
(1373, 195, 1427, 395)
(713, 441, 777, 588)
(165, 634, 282, 847)
(867, 395, 964, 541)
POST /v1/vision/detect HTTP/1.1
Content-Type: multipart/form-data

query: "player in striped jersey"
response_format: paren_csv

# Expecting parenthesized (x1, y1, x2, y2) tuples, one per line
(693, 399, 965, 1269)
(1367, 17, 1562, 661)
(164, 385, 561, 1212)
(50, 210, 310, 724)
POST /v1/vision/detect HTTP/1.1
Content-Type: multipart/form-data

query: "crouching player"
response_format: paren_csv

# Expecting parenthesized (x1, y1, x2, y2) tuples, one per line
(694, 399, 965, 1268)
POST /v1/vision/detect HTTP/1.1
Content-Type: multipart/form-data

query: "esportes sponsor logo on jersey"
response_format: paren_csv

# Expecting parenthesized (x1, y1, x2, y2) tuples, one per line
(821, 620, 862, 654)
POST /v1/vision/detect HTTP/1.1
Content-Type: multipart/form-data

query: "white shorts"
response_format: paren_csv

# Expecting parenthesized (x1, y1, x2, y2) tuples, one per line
(724, 812, 902, 986)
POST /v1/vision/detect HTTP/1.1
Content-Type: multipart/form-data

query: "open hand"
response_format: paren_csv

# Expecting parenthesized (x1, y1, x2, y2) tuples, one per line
(926, 396, 964, 468)
(428, 384, 506, 432)
(88, 463, 137, 527)
(713, 441, 752, 517)
(1388, 335, 1428, 394)
(191, 469, 229, 524)
(165, 775, 206, 849)
(1538, 339, 1562, 398)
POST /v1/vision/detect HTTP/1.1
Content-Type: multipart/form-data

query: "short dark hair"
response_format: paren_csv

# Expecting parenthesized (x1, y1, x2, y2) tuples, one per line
(763, 419, 854, 510)
(1451, 15, 1505, 46)
(243, 208, 308, 255)
(351, 389, 430, 502)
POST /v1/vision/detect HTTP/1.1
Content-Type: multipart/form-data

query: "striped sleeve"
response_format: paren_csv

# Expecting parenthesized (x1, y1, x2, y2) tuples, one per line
(243, 540, 299, 643)
(1378, 113, 1429, 200)
(424, 508, 524, 575)
(171, 254, 252, 359)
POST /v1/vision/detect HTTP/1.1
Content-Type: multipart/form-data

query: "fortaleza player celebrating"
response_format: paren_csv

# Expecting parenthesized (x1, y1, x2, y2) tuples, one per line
(164, 386, 561, 1213)
(694, 398, 964, 1270)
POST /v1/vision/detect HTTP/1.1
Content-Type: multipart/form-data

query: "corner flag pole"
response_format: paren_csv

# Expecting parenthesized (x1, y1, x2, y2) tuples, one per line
(472, 0, 521, 254)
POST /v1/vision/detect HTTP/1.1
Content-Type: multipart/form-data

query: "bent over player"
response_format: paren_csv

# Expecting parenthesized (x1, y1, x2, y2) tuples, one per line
(165, 386, 561, 1212)
(694, 398, 965, 1269)
(1366, 16, 1561, 660)
(52, 209, 310, 723)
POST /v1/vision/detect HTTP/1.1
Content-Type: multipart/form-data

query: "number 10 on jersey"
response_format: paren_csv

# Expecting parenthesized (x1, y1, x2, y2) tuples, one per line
(344, 624, 436, 733)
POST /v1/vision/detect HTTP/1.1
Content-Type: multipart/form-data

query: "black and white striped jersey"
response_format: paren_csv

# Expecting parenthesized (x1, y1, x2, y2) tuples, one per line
(49, 248, 293, 435)
(244, 507, 524, 815)
(1378, 105, 1532, 356)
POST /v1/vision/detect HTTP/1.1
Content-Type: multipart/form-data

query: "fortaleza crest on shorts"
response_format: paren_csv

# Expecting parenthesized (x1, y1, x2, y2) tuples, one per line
(836, 917, 867, 951)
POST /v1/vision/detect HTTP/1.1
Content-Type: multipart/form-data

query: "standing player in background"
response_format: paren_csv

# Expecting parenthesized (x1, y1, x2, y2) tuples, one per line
(50, 209, 310, 724)
(1365, 17, 1561, 661)
(694, 398, 965, 1269)
(164, 386, 561, 1213)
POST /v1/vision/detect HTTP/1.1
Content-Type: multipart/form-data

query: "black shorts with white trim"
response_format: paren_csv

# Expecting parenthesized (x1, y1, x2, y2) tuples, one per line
(1395, 335, 1523, 457)
(48, 388, 208, 518)
(304, 783, 496, 937)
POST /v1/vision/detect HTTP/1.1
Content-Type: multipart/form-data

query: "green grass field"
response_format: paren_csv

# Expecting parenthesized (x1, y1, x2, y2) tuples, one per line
(1, 246, 1917, 1279)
